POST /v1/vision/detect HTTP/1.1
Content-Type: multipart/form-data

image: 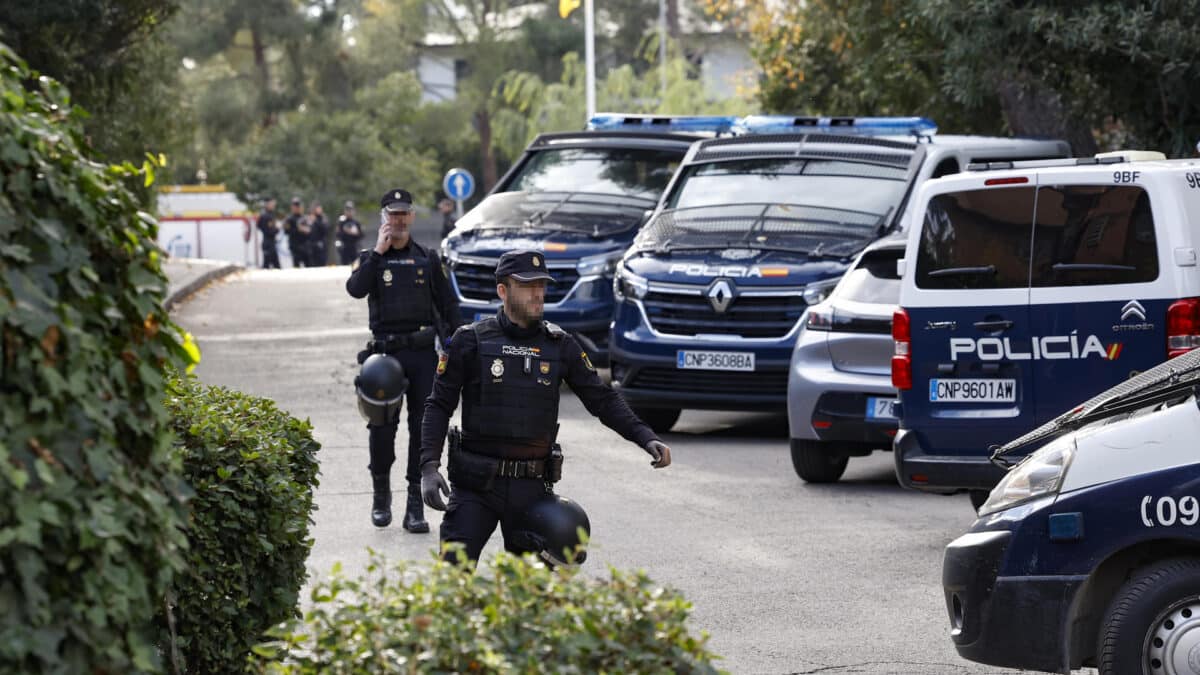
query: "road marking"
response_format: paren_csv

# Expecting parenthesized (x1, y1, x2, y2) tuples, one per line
(193, 327, 370, 342)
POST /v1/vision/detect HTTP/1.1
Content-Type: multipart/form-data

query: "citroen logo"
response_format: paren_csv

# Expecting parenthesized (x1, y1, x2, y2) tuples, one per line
(707, 278, 736, 313)
(1121, 300, 1146, 321)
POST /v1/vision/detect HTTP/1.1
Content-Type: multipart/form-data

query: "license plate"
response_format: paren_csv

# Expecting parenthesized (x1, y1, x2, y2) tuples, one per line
(929, 379, 1016, 403)
(866, 397, 899, 420)
(675, 350, 755, 371)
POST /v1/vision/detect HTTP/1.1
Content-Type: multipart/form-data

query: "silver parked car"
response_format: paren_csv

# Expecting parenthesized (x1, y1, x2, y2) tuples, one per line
(786, 236, 904, 483)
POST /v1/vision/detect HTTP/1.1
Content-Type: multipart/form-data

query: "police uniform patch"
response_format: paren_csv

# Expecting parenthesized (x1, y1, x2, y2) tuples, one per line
(491, 358, 504, 378)
(533, 255, 541, 267)
(537, 377, 552, 386)
(581, 351, 595, 371)
(382, 269, 393, 283)
(437, 352, 448, 375)
(539, 361, 550, 375)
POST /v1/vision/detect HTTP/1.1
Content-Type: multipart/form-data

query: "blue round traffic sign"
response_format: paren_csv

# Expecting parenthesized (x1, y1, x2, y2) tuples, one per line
(442, 168, 475, 202)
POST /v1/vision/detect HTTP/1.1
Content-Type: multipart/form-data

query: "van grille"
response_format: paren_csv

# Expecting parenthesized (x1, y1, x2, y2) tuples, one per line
(641, 288, 805, 338)
(627, 367, 788, 397)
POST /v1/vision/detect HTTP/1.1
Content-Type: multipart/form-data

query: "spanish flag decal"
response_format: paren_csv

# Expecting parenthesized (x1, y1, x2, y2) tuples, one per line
(760, 267, 789, 277)
(1107, 343, 1123, 360)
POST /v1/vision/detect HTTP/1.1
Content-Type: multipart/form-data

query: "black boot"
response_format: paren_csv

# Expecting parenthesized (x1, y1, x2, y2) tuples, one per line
(402, 483, 429, 533)
(371, 474, 392, 527)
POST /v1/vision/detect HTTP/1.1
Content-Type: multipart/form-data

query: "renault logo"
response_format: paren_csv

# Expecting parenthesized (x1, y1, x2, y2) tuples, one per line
(707, 278, 736, 313)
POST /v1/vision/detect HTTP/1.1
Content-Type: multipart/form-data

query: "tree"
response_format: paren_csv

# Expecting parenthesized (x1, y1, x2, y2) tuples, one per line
(0, 0, 191, 166)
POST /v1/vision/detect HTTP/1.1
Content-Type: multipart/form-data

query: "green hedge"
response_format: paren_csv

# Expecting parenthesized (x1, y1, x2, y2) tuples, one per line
(251, 552, 724, 674)
(163, 374, 321, 673)
(0, 43, 191, 673)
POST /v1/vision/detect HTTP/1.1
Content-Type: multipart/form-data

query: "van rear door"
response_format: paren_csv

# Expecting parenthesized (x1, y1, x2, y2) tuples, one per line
(904, 185, 1037, 458)
(1027, 174, 1168, 424)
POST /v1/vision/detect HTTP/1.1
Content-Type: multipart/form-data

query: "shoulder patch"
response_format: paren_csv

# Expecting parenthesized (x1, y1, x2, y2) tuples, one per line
(580, 350, 595, 371)
(436, 352, 448, 375)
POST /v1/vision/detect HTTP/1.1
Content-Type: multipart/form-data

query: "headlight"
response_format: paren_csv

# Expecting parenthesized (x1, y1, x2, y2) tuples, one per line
(613, 266, 648, 300)
(802, 278, 839, 305)
(977, 438, 1076, 516)
(577, 252, 622, 277)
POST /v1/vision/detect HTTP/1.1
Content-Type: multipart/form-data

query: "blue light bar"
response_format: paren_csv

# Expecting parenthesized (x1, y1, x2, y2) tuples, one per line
(733, 115, 938, 137)
(587, 113, 738, 135)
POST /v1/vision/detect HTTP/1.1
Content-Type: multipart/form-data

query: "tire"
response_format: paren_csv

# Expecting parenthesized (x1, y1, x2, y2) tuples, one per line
(632, 407, 681, 434)
(790, 439, 848, 483)
(1098, 557, 1200, 675)
(968, 490, 990, 511)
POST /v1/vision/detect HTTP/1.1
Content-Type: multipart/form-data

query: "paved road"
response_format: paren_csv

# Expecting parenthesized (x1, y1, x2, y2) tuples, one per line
(173, 265, 1090, 675)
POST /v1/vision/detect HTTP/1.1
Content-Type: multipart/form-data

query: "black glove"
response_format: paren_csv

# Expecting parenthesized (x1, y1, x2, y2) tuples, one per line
(421, 465, 450, 511)
(643, 440, 671, 469)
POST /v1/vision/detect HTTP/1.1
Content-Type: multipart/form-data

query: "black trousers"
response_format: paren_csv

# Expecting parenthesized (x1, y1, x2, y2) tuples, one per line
(367, 346, 436, 486)
(338, 242, 359, 265)
(440, 477, 548, 563)
(309, 242, 327, 267)
(262, 245, 280, 269)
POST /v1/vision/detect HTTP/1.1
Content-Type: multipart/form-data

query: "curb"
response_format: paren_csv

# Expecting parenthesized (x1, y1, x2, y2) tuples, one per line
(164, 262, 244, 312)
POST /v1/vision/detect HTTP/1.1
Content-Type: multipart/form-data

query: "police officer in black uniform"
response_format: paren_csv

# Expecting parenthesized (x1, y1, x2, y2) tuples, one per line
(256, 198, 280, 269)
(347, 187, 462, 532)
(336, 201, 363, 265)
(284, 197, 309, 267)
(419, 249, 672, 564)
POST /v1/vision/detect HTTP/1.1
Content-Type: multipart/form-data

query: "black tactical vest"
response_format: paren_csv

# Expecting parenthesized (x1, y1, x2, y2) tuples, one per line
(370, 245, 435, 333)
(463, 318, 564, 444)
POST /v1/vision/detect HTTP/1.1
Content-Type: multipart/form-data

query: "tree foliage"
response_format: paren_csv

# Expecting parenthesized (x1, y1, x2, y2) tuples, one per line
(0, 0, 190, 165)
(0, 43, 189, 673)
(711, 0, 1200, 156)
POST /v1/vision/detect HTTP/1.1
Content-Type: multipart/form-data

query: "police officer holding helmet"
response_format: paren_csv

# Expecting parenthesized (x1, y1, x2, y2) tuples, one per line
(347, 187, 461, 533)
(419, 249, 671, 564)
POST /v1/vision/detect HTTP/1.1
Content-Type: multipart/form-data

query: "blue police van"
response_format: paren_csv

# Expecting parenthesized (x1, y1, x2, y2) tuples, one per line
(609, 116, 1069, 432)
(893, 152, 1200, 505)
(440, 115, 735, 364)
(943, 346, 1200, 674)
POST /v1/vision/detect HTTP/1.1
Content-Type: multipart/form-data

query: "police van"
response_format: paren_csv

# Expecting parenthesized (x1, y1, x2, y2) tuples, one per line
(440, 115, 735, 364)
(609, 116, 1069, 432)
(893, 151, 1200, 504)
(943, 347, 1200, 674)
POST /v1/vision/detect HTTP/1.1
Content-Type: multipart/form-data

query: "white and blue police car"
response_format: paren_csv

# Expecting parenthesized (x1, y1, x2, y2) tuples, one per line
(943, 346, 1200, 674)
(893, 151, 1200, 506)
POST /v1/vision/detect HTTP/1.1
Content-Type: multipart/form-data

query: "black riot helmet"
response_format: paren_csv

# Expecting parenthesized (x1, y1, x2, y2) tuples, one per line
(354, 354, 407, 426)
(516, 494, 591, 566)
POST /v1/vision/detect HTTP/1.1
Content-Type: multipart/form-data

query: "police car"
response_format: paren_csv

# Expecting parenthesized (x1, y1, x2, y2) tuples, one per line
(609, 116, 1069, 433)
(893, 151, 1200, 505)
(943, 346, 1200, 674)
(440, 115, 735, 364)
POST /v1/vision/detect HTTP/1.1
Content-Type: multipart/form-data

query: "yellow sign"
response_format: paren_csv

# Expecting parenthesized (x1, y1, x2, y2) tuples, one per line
(559, 0, 581, 19)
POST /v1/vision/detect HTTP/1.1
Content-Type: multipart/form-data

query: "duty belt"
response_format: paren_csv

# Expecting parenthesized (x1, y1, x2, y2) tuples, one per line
(495, 458, 547, 479)
(370, 327, 435, 352)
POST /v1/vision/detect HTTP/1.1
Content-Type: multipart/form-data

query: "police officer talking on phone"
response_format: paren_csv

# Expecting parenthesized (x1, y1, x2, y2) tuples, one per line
(419, 249, 672, 563)
(347, 188, 461, 533)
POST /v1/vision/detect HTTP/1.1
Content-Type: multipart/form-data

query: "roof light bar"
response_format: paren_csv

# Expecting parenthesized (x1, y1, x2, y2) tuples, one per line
(733, 115, 938, 137)
(586, 113, 738, 135)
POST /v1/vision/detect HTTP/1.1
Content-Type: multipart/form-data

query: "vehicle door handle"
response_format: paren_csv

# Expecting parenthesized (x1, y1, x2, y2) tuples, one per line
(974, 319, 1014, 332)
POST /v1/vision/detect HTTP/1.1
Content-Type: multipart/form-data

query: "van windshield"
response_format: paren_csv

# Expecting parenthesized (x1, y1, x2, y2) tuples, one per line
(666, 158, 908, 214)
(506, 148, 682, 200)
(453, 191, 651, 236)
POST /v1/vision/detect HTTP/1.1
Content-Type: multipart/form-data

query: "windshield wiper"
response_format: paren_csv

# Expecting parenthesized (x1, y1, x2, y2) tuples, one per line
(928, 265, 996, 278)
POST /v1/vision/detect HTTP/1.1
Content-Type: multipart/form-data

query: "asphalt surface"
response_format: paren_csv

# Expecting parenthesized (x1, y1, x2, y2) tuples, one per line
(170, 261, 1093, 675)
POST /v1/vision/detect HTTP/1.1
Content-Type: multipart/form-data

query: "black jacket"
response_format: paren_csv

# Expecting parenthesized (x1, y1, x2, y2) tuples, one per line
(345, 240, 461, 338)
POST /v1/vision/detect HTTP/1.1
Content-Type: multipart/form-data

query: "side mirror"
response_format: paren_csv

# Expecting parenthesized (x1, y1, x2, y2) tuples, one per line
(896, 258, 907, 277)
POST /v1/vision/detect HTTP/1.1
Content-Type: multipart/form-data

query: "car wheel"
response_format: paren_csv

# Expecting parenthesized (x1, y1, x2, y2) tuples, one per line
(632, 407, 680, 434)
(1098, 557, 1200, 675)
(790, 439, 848, 483)
(968, 490, 990, 511)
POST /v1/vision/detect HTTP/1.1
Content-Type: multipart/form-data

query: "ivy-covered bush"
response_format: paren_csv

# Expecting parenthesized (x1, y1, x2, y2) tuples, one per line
(0, 44, 190, 673)
(251, 553, 724, 674)
(163, 374, 321, 673)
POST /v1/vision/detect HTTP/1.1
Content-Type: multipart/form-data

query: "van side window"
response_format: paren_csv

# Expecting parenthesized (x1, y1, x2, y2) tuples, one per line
(839, 248, 902, 304)
(1029, 185, 1158, 287)
(916, 187, 1036, 290)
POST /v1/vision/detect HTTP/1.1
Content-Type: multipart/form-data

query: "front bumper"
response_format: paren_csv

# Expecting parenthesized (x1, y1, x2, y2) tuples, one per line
(943, 529, 1085, 673)
(893, 428, 1009, 492)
